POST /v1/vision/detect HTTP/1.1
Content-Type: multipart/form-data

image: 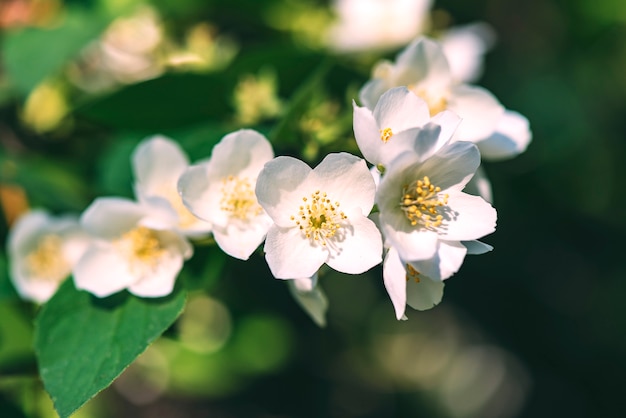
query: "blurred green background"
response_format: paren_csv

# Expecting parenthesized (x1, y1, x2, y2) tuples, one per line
(1, 0, 626, 417)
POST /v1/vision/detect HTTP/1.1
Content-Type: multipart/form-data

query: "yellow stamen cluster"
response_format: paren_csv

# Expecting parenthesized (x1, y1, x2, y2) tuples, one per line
(408, 85, 448, 116)
(116, 227, 165, 267)
(220, 175, 262, 220)
(380, 127, 393, 143)
(290, 190, 347, 246)
(405, 264, 420, 283)
(401, 176, 448, 229)
(26, 234, 69, 282)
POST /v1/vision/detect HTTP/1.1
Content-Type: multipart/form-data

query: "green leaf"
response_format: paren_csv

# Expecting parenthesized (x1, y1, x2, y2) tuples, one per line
(0, 253, 19, 302)
(0, 301, 35, 376)
(3, 9, 107, 95)
(34, 280, 186, 418)
(76, 73, 232, 130)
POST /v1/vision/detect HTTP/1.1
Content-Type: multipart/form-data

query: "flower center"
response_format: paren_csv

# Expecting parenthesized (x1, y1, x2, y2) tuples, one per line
(220, 175, 263, 221)
(380, 127, 393, 143)
(405, 264, 420, 283)
(290, 190, 347, 246)
(408, 85, 448, 116)
(400, 176, 449, 229)
(116, 226, 166, 267)
(25, 234, 70, 282)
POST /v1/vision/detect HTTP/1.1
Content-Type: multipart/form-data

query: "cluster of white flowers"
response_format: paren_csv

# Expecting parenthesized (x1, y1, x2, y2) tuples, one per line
(7, 36, 530, 324)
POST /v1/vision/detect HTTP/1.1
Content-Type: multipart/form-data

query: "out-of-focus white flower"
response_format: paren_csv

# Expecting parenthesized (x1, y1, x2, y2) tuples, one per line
(132, 135, 211, 237)
(98, 6, 163, 82)
(7, 210, 89, 303)
(383, 246, 444, 319)
(353, 86, 461, 168)
(287, 274, 328, 327)
(255, 152, 382, 279)
(376, 141, 496, 282)
(439, 22, 496, 83)
(69, 6, 164, 92)
(360, 37, 531, 162)
(73, 198, 192, 298)
(327, 0, 433, 52)
(178, 130, 274, 260)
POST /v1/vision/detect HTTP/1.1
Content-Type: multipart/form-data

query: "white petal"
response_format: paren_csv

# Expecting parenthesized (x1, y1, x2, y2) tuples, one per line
(13, 274, 62, 303)
(158, 229, 194, 260)
(381, 215, 439, 261)
(73, 244, 136, 297)
(325, 212, 382, 274)
(462, 165, 493, 203)
(448, 85, 504, 142)
(419, 141, 481, 191)
(137, 196, 182, 230)
(442, 192, 497, 241)
(462, 240, 493, 255)
(178, 163, 217, 222)
(382, 247, 407, 320)
(373, 86, 430, 132)
(353, 100, 384, 164)
(292, 275, 317, 292)
(264, 225, 327, 279)
(132, 135, 189, 197)
(406, 276, 444, 311)
(359, 78, 388, 110)
(477, 110, 532, 161)
(8, 209, 50, 255)
(208, 129, 274, 179)
(409, 240, 467, 280)
(310, 153, 376, 214)
(408, 124, 448, 163)
(80, 197, 146, 239)
(128, 253, 185, 298)
(255, 156, 312, 227)
(396, 37, 452, 92)
(438, 241, 468, 279)
(370, 166, 381, 189)
(440, 22, 496, 83)
(212, 214, 273, 260)
(288, 278, 328, 327)
(61, 229, 92, 266)
(429, 109, 462, 153)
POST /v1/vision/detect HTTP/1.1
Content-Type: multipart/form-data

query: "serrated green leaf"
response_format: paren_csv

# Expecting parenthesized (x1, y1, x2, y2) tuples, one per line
(3, 9, 107, 95)
(34, 280, 186, 418)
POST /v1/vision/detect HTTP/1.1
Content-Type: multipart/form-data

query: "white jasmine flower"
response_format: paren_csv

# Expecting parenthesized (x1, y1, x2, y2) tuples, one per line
(132, 135, 212, 237)
(73, 197, 192, 298)
(383, 246, 444, 319)
(178, 129, 274, 260)
(359, 37, 531, 161)
(255, 152, 383, 279)
(7, 210, 90, 303)
(376, 141, 496, 281)
(287, 274, 328, 327)
(353, 86, 461, 167)
(327, 0, 433, 52)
